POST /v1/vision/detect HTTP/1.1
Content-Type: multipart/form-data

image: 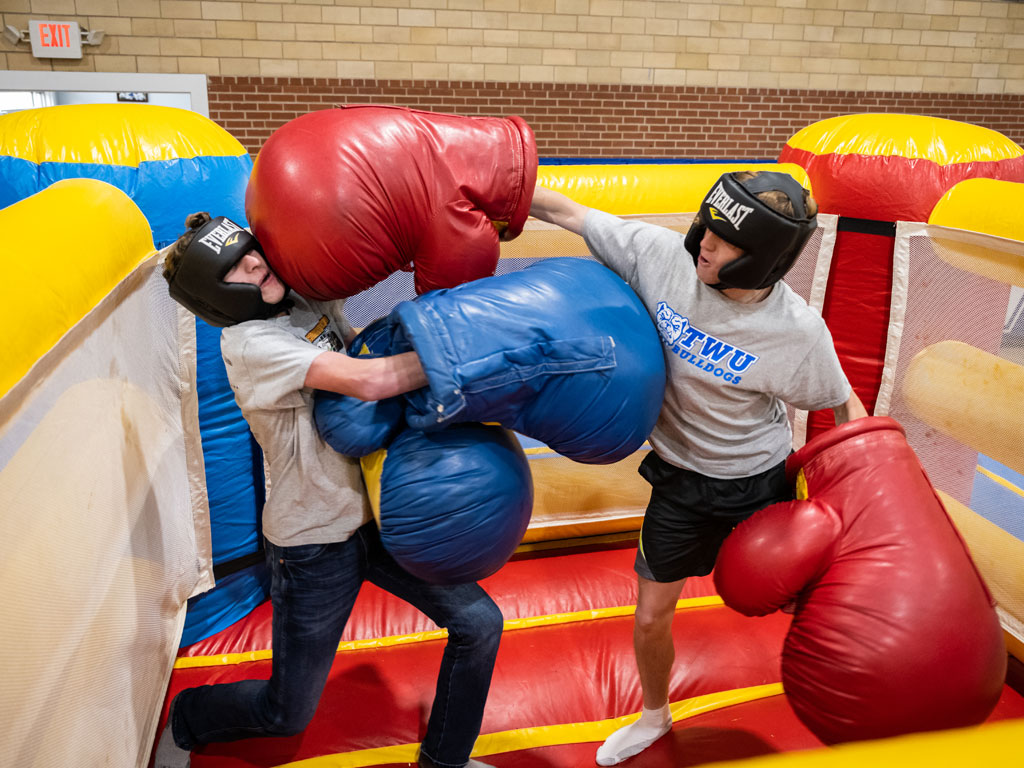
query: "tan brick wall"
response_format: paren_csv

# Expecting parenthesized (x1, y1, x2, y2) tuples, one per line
(208, 77, 1024, 158)
(3, 1, 1024, 157)
(3, 0, 1023, 92)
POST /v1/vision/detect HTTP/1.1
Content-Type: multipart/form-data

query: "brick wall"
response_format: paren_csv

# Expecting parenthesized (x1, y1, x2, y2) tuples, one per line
(4, 0, 1024, 159)
(210, 77, 1024, 159)
(5, 0, 1024, 92)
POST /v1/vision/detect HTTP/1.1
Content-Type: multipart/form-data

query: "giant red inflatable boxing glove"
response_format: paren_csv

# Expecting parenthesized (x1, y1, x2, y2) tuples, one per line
(714, 417, 1005, 745)
(245, 105, 537, 300)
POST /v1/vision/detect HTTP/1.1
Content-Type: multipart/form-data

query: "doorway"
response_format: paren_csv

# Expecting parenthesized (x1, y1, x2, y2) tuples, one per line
(0, 71, 208, 115)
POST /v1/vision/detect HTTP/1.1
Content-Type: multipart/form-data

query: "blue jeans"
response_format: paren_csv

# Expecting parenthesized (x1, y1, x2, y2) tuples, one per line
(171, 522, 502, 768)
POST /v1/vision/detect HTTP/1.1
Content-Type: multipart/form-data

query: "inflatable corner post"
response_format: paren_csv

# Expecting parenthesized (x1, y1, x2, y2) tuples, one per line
(779, 114, 1024, 682)
(0, 103, 269, 646)
(0, 179, 196, 766)
(778, 114, 1024, 442)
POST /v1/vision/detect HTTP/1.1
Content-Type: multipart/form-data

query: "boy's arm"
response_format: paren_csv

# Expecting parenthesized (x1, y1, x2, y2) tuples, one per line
(832, 388, 868, 424)
(529, 184, 590, 235)
(305, 350, 427, 401)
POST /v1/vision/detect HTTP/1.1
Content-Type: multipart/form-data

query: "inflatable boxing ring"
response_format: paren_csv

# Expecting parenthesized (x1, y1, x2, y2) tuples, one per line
(2, 105, 1024, 767)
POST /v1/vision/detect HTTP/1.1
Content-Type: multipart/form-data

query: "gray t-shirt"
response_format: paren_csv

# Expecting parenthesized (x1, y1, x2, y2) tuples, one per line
(583, 209, 851, 478)
(220, 295, 371, 547)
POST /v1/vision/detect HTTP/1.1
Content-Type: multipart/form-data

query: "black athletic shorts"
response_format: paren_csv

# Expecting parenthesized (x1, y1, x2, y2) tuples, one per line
(634, 451, 793, 583)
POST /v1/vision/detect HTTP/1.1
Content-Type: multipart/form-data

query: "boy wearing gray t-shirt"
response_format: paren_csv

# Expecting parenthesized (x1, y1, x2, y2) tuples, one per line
(157, 212, 500, 768)
(530, 172, 865, 766)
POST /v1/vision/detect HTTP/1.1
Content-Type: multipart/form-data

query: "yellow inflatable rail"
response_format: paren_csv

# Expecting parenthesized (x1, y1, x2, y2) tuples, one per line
(0, 103, 246, 165)
(536, 162, 810, 215)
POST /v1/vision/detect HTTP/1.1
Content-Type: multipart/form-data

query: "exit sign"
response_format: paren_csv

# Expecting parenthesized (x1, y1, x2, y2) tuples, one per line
(29, 20, 82, 59)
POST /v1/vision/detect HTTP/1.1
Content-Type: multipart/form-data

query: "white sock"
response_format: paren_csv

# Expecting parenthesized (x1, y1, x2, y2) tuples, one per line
(595, 703, 672, 766)
(153, 722, 190, 768)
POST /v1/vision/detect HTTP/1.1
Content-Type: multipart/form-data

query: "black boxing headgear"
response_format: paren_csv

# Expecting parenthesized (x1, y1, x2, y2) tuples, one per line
(684, 172, 817, 290)
(166, 216, 290, 327)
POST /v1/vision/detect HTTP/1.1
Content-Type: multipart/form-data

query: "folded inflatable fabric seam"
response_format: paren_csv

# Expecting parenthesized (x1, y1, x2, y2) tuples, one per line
(392, 298, 467, 425)
(454, 336, 617, 393)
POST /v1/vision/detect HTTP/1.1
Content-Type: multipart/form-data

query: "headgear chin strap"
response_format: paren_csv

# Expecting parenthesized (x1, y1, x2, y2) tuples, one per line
(166, 216, 290, 327)
(684, 172, 817, 290)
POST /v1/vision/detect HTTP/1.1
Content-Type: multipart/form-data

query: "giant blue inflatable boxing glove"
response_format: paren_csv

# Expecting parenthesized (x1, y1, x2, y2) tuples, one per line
(369, 257, 666, 464)
(362, 422, 533, 584)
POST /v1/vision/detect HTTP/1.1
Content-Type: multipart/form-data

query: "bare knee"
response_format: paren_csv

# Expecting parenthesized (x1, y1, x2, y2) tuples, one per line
(633, 603, 675, 637)
(633, 576, 685, 637)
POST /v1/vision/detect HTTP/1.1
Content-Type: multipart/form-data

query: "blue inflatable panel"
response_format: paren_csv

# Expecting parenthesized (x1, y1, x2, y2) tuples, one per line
(37, 160, 138, 197)
(376, 423, 533, 585)
(134, 156, 251, 246)
(2, 155, 251, 247)
(0, 155, 65, 209)
(388, 258, 666, 464)
(194, 318, 264, 562)
(181, 563, 270, 648)
(172, 156, 267, 646)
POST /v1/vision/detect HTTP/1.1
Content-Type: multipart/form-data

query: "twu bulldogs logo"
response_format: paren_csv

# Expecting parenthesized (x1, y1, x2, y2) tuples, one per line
(656, 302, 758, 384)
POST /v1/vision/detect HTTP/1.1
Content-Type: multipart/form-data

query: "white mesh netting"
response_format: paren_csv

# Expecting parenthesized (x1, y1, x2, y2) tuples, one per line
(0, 258, 209, 767)
(881, 223, 1024, 641)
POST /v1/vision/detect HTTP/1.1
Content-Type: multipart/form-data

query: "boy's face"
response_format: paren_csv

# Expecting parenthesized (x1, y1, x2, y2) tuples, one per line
(695, 229, 744, 285)
(224, 249, 287, 305)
